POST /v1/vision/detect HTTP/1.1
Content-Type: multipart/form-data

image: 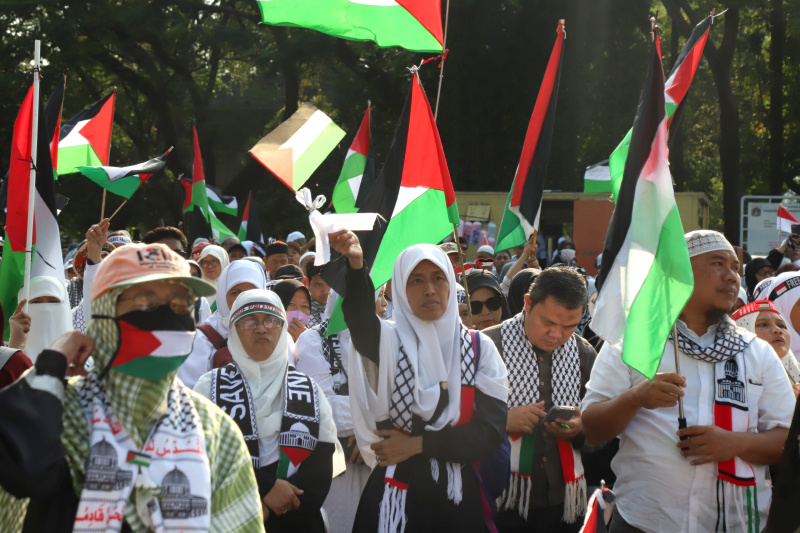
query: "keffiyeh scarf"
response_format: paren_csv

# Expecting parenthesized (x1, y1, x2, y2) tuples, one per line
(498, 313, 586, 523)
(673, 318, 758, 532)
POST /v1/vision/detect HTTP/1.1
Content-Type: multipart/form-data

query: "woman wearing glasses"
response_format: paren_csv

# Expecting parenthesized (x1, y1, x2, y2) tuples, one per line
(195, 289, 340, 533)
(466, 269, 511, 331)
(198, 245, 230, 310)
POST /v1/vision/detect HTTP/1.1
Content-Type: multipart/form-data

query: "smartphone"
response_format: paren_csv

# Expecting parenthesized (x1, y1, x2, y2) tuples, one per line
(542, 405, 577, 424)
(792, 224, 800, 235)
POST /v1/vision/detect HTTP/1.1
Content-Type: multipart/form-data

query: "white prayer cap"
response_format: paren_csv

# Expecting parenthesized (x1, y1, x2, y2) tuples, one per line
(477, 245, 494, 255)
(684, 230, 735, 258)
(286, 231, 305, 243)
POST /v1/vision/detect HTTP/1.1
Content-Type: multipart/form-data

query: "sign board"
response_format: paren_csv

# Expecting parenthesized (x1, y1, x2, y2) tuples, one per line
(741, 197, 800, 256)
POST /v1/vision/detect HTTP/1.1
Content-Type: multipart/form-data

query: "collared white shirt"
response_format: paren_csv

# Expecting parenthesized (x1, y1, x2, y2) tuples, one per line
(582, 321, 794, 533)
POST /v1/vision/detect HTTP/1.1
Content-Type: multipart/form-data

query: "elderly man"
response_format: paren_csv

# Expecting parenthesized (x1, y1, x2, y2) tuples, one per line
(582, 230, 795, 532)
(484, 267, 596, 533)
(0, 243, 263, 532)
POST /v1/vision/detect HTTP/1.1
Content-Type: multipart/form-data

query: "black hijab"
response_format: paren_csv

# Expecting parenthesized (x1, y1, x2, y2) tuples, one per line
(744, 258, 772, 300)
(270, 279, 310, 310)
(507, 268, 541, 316)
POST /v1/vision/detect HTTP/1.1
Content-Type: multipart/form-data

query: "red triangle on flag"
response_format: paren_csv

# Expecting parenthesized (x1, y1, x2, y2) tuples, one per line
(396, 0, 444, 48)
(79, 92, 115, 165)
(281, 446, 313, 467)
(113, 322, 162, 366)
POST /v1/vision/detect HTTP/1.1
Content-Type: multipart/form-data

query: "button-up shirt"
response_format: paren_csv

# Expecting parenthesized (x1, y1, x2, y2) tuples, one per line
(582, 321, 794, 533)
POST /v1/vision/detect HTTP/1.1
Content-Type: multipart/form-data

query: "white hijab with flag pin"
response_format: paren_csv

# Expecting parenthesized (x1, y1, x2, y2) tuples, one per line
(295, 187, 378, 266)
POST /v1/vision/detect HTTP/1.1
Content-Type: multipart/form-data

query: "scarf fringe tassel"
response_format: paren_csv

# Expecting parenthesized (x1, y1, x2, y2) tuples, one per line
(563, 477, 587, 524)
(497, 474, 532, 519)
(378, 483, 408, 533)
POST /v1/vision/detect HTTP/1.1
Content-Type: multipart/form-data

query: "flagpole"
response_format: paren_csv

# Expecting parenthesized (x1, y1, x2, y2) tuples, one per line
(22, 41, 42, 312)
(673, 322, 688, 439)
(433, 0, 450, 120)
(108, 146, 173, 222)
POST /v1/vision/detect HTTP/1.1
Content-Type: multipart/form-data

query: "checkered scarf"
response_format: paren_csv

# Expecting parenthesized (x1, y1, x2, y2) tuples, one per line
(498, 313, 586, 523)
(672, 316, 748, 364)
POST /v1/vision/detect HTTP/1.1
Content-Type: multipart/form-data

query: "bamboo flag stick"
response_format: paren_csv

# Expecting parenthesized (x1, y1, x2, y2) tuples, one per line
(22, 40, 42, 312)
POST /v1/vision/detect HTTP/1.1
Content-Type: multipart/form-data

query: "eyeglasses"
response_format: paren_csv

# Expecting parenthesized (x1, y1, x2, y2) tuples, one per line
(235, 316, 284, 330)
(117, 290, 195, 314)
(199, 258, 220, 268)
(170, 248, 187, 259)
(470, 295, 503, 315)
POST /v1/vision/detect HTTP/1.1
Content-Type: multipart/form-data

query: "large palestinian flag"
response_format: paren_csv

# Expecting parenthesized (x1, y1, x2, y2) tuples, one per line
(78, 149, 171, 199)
(496, 20, 565, 253)
(0, 83, 65, 340)
(322, 71, 458, 336)
(257, 0, 443, 52)
(332, 105, 375, 214)
(57, 90, 115, 175)
(592, 37, 694, 380)
(607, 16, 711, 199)
(249, 103, 346, 192)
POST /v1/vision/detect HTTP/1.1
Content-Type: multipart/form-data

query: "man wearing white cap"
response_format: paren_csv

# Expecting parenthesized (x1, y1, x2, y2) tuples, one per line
(286, 231, 307, 247)
(582, 230, 795, 532)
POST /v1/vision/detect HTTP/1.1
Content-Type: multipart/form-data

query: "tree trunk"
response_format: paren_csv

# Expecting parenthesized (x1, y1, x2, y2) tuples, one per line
(769, 0, 785, 195)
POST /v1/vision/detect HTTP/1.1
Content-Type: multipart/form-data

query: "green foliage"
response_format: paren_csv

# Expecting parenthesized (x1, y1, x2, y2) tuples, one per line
(0, 0, 797, 242)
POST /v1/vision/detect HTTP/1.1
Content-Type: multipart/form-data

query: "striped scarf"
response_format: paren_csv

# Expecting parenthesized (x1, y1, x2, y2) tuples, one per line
(498, 313, 586, 523)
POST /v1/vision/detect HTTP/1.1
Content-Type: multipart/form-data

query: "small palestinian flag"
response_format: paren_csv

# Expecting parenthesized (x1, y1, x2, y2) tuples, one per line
(238, 191, 264, 243)
(57, 90, 116, 175)
(77, 149, 171, 199)
(496, 20, 565, 253)
(257, 0, 443, 53)
(332, 104, 374, 214)
(249, 103, 346, 191)
(181, 175, 237, 216)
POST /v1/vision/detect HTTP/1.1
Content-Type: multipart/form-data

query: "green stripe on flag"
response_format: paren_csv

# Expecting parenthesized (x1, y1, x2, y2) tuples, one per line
(257, 0, 443, 52)
(113, 355, 188, 381)
(518, 431, 537, 476)
(495, 190, 527, 253)
(79, 167, 142, 199)
(583, 178, 613, 194)
(290, 122, 347, 190)
(57, 144, 103, 175)
(620, 207, 694, 379)
(277, 450, 291, 479)
(332, 153, 366, 214)
(0, 237, 27, 342)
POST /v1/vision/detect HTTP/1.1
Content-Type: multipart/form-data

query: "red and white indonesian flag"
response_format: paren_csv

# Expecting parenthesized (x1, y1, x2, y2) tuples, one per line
(777, 206, 799, 234)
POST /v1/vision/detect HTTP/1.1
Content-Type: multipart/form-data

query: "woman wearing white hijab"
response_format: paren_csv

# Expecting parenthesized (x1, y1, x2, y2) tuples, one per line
(17, 276, 73, 364)
(331, 230, 509, 533)
(194, 289, 340, 532)
(733, 300, 800, 393)
(198, 244, 230, 309)
(761, 270, 800, 355)
(179, 260, 266, 388)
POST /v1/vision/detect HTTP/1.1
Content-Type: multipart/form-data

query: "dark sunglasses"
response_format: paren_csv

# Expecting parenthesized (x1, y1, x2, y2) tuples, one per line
(470, 295, 503, 315)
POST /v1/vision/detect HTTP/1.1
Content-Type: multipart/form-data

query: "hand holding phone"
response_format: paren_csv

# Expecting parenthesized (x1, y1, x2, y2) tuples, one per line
(542, 405, 577, 426)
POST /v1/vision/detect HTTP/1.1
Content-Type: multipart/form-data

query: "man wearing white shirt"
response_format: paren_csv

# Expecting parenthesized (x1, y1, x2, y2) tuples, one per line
(582, 230, 794, 533)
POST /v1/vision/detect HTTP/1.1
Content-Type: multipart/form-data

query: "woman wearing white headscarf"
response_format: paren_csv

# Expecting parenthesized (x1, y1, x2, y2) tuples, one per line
(733, 300, 800, 391)
(17, 276, 73, 364)
(194, 289, 340, 532)
(331, 230, 509, 533)
(179, 260, 266, 388)
(198, 245, 230, 309)
(761, 271, 800, 355)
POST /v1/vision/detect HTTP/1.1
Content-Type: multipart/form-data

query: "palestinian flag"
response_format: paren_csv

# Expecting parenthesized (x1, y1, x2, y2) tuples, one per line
(113, 320, 196, 380)
(249, 103, 346, 191)
(322, 70, 458, 336)
(44, 73, 66, 174)
(496, 20, 565, 253)
(77, 149, 171, 199)
(608, 16, 711, 199)
(257, 0, 443, 53)
(0, 83, 65, 340)
(238, 191, 264, 243)
(592, 37, 694, 380)
(207, 183, 238, 216)
(583, 160, 611, 193)
(332, 104, 375, 214)
(186, 127, 236, 242)
(579, 488, 614, 533)
(57, 90, 115, 175)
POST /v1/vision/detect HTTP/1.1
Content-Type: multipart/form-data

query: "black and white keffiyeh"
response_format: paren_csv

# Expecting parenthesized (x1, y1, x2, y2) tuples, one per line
(671, 316, 748, 363)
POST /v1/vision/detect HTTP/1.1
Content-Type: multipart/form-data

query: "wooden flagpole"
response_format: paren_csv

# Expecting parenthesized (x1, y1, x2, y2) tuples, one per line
(108, 146, 173, 222)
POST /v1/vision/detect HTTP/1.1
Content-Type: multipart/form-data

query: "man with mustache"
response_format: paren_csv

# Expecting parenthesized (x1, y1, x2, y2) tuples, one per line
(582, 230, 795, 532)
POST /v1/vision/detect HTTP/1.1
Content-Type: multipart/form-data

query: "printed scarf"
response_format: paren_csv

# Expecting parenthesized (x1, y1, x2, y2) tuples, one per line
(315, 318, 348, 395)
(378, 326, 478, 533)
(498, 313, 586, 523)
(210, 362, 321, 478)
(74, 372, 210, 533)
(673, 320, 758, 532)
(308, 299, 326, 329)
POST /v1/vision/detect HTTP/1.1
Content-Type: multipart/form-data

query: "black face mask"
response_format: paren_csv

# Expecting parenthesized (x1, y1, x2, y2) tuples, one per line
(93, 306, 196, 381)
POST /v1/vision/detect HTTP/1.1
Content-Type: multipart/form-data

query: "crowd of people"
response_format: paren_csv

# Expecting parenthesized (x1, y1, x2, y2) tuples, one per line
(0, 218, 798, 533)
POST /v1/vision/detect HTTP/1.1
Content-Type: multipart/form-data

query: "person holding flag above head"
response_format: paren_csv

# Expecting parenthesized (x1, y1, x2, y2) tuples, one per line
(330, 229, 509, 533)
(582, 231, 795, 532)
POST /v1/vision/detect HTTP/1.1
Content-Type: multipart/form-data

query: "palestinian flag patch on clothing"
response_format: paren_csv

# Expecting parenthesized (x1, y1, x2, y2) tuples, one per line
(277, 367, 321, 479)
